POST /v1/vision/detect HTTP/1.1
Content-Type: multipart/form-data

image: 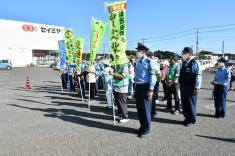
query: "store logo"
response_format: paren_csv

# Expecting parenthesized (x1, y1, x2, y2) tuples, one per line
(22, 24, 38, 32)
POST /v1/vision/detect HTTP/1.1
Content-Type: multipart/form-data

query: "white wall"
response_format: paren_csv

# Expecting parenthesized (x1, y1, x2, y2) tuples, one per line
(0, 19, 65, 67)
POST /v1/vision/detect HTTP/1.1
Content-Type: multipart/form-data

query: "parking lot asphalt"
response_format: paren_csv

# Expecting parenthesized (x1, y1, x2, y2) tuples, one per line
(0, 67, 234, 156)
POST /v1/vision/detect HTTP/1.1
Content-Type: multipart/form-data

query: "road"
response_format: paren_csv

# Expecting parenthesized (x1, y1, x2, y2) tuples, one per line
(0, 67, 234, 156)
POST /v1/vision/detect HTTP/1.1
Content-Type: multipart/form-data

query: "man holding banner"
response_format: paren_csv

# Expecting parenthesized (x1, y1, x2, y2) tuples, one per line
(107, 1, 130, 123)
(109, 62, 129, 123)
(88, 17, 106, 108)
(74, 38, 85, 99)
(58, 40, 68, 90)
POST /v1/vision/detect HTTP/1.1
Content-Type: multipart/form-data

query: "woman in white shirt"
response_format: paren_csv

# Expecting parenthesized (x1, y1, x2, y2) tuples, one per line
(87, 64, 97, 99)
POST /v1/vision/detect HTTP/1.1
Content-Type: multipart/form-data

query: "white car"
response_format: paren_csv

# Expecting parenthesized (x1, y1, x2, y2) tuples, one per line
(199, 60, 213, 71)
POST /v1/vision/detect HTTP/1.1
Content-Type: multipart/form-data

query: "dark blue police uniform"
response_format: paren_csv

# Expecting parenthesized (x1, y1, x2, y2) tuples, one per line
(179, 59, 201, 126)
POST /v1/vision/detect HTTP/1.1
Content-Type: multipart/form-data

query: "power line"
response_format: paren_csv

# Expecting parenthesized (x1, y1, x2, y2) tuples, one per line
(144, 32, 196, 43)
(196, 23, 235, 30)
(127, 23, 235, 44)
(198, 27, 235, 34)
(145, 28, 195, 40)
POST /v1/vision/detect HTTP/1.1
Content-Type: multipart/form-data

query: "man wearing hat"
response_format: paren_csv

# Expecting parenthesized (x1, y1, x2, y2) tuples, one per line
(99, 60, 113, 110)
(179, 47, 202, 127)
(211, 57, 231, 118)
(109, 60, 130, 123)
(148, 51, 161, 118)
(135, 43, 157, 138)
(160, 60, 169, 101)
(165, 55, 181, 114)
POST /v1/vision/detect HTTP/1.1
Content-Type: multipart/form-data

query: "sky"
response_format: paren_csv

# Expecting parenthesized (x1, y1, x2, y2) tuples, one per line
(0, 0, 235, 54)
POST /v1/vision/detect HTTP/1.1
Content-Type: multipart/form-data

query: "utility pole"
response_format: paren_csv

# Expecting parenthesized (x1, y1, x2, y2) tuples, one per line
(196, 28, 199, 59)
(222, 40, 225, 58)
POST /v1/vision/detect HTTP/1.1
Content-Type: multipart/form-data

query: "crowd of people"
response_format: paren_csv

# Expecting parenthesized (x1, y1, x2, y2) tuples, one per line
(59, 43, 234, 138)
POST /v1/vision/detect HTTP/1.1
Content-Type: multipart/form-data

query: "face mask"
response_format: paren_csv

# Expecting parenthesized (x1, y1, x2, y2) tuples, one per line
(136, 52, 142, 59)
(218, 62, 225, 68)
(181, 54, 188, 61)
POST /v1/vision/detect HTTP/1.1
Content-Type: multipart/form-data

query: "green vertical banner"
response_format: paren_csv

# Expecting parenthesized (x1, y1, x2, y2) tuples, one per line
(73, 38, 84, 74)
(64, 29, 75, 64)
(107, 1, 128, 65)
(89, 18, 106, 66)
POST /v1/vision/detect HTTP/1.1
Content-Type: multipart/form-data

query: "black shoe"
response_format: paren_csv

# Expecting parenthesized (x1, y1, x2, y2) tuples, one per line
(137, 131, 149, 138)
(164, 108, 172, 112)
(215, 115, 220, 118)
(184, 123, 192, 127)
(135, 128, 144, 134)
(161, 97, 167, 101)
(182, 120, 190, 126)
(151, 114, 157, 118)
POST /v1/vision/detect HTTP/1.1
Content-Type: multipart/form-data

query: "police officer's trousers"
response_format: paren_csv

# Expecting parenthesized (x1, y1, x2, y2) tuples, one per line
(214, 85, 227, 117)
(135, 83, 152, 133)
(180, 86, 197, 124)
(61, 73, 67, 89)
(69, 75, 75, 92)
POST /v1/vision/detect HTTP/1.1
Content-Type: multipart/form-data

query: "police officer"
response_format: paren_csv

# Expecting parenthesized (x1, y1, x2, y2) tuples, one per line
(135, 43, 157, 138)
(68, 61, 77, 92)
(179, 47, 202, 127)
(212, 57, 231, 118)
(79, 61, 88, 98)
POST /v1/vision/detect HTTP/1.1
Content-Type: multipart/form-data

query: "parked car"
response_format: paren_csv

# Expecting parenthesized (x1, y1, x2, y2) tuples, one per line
(199, 60, 213, 71)
(0, 59, 12, 70)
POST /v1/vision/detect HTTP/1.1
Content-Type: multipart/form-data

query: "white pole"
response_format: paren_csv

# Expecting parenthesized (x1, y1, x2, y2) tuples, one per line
(110, 71, 116, 125)
(88, 81, 91, 110)
(78, 77, 84, 101)
(59, 72, 64, 93)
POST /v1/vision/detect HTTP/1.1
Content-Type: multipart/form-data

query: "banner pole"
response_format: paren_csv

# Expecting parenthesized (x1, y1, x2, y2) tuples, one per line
(60, 72, 64, 93)
(111, 78, 116, 125)
(78, 77, 84, 101)
(88, 81, 91, 110)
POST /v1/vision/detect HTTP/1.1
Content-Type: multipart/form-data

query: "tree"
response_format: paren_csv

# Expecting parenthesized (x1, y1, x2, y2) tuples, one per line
(154, 50, 178, 59)
(198, 50, 214, 59)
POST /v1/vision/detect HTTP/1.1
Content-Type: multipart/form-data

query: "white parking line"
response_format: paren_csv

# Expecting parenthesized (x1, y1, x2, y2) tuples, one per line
(205, 102, 235, 110)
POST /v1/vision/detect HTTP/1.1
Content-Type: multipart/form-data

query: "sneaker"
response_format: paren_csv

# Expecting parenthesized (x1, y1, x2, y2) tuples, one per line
(115, 116, 122, 120)
(172, 110, 180, 115)
(155, 100, 160, 104)
(90, 100, 96, 103)
(119, 118, 129, 123)
(127, 96, 133, 99)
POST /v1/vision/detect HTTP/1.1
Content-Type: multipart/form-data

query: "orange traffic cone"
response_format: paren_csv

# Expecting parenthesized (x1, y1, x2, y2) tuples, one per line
(25, 76, 32, 90)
